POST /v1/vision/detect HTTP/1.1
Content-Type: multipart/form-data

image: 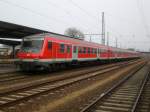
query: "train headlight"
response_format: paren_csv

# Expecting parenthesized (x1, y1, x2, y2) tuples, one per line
(27, 53, 30, 56)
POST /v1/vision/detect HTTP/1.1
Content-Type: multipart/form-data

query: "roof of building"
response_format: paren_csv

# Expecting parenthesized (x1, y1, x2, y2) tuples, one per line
(0, 21, 50, 46)
(0, 21, 82, 46)
(0, 21, 49, 39)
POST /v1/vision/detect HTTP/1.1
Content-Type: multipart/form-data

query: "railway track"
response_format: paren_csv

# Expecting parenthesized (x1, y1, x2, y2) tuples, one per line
(0, 60, 138, 89)
(0, 64, 18, 75)
(136, 72, 150, 112)
(0, 60, 140, 85)
(80, 62, 150, 112)
(0, 60, 142, 111)
(0, 73, 29, 83)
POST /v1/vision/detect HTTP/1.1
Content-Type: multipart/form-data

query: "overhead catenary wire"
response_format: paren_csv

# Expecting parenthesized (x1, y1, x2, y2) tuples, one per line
(0, 0, 104, 34)
(66, 0, 150, 51)
(1, 0, 145, 47)
(46, 0, 99, 32)
(66, 0, 101, 31)
(136, 0, 150, 37)
(0, 0, 72, 26)
(66, 0, 128, 37)
(0, 0, 92, 33)
(67, 0, 98, 20)
(1, 0, 121, 36)
(105, 12, 141, 27)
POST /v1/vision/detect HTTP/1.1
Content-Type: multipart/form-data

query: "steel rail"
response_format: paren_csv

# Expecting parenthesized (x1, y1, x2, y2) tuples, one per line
(0, 60, 140, 108)
(131, 69, 150, 112)
(80, 62, 146, 112)
(0, 60, 136, 95)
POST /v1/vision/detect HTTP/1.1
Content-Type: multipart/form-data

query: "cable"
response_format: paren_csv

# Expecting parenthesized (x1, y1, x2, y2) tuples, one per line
(66, 0, 120, 41)
(136, 0, 150, 37)
(46, 0, 98, 32)
(0, 0, 74, 27)
(0, 0, 102, 33)
(67, 0, 103, 31)
(67, 0, 97, 20)
(105, 12, 140, 27)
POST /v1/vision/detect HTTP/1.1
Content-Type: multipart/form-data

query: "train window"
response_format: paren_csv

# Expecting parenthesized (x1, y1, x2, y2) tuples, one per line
(92, 48, 94, 54)
(79, 47, 82, 53)
(101, 49, 105, 53)
(81, 47, 84, 53)
(104, 49, 106, 53)
(83, 47, 86, 53)
(98, 49, 101, 54)
(48, 41, 52, 50)
(88, 48, 90, 53)
(60, 44, 65, 53)
(95, 49, 97, 54)
(94, 48, 97, 54)
(67, 45, 71, 53)
(21, 40, 43, 53)
(93, 48, 96, 54)
(93, 49, 95, 54)
(73, 46, 77, 53)
(90, 48, 92, 53)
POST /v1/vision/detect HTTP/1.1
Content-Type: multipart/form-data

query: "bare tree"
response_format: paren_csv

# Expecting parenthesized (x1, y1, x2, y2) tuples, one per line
(64, 27, 85, 39)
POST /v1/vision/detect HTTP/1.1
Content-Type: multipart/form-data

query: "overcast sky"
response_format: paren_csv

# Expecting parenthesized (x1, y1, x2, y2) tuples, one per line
(0, 0, 150, 51)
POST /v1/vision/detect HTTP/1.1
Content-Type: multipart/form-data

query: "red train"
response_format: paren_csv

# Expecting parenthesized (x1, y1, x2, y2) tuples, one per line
(16, 33, 140, 71)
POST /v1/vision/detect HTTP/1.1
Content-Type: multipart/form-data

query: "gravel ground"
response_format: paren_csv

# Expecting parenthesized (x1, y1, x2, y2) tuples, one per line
(0, 62, 122, 93)
(0, 64, 18, 74)
(3, 61, 144, 112)
(38, 61, 144, 112)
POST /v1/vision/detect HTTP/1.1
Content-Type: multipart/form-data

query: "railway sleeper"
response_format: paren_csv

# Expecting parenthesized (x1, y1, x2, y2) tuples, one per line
(111, 94, 136, 98)
(104, 99, 133, 105)
(113, 92, 137, 96)
(109, 96, 136, 101)
(96, 105, 130, 112)
(101, 102, 132, 108)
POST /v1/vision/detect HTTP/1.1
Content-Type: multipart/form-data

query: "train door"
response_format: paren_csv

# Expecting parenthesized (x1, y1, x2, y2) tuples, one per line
(47, 41, 53, 58)
(47, 41, 57, 59)
(72, 45, 78, 60)
(66, 44, 71, 59)
(97, 48, 99, 59)
(98, 48, 101, 59)
(107, 47, 110, 60)
(53, 42, 57, 59)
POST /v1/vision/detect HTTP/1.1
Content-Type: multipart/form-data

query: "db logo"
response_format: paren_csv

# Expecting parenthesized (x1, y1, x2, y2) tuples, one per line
(27, 54, 30, 56)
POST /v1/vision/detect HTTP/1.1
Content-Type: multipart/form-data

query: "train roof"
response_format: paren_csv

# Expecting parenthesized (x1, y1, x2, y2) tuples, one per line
(25, 33, 106, 48)
(24, 33, 138, 53)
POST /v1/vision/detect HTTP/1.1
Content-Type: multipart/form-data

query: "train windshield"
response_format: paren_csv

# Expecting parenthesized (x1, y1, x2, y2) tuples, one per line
(21, 39, 43, 53)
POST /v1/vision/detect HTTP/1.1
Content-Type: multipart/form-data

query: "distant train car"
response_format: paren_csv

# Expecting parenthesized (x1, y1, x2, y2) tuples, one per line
(16, 33, 140, 71)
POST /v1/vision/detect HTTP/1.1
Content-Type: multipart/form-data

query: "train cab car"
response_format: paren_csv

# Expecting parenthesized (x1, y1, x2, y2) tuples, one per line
(17, 35, 46, 71)
(16, 33, 140, 71)
(17, 34, 73, 71)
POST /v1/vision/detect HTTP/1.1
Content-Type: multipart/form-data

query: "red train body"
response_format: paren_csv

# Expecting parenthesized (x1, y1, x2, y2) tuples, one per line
(16, 33, 139, 71)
